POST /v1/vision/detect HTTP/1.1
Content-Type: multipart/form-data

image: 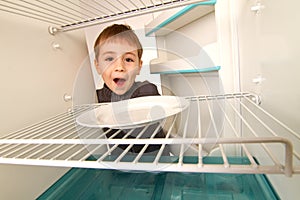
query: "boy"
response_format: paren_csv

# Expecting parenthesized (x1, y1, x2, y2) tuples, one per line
(93, 24, 169, 155)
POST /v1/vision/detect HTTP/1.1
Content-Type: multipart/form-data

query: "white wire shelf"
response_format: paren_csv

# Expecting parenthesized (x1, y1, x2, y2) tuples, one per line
(0, 93, 299, 177)
(0, 0, 212, 33)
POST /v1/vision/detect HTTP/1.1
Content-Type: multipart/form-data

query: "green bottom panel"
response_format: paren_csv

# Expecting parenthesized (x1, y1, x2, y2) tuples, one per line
(37, 157, 279, 200)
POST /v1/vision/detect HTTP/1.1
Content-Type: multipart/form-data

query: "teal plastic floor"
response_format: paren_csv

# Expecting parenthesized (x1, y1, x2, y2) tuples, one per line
(37, 157, 279, 200)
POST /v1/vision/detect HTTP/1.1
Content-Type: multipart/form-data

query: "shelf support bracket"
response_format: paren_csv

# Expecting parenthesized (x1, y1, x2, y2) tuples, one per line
(248, 93, 262, 105)
(48, 26, 61, 35)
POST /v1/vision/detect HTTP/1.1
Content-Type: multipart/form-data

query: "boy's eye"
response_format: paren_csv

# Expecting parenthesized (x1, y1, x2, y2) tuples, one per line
(125, 58, 134, 62)
(105, 57, 114, 62)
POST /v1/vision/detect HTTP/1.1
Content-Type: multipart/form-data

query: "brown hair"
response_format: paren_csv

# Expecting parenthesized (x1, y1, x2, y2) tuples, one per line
(94, 24, 143, 61)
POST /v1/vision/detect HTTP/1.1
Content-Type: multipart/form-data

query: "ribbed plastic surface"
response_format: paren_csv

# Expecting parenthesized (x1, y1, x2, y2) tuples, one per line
(37, 157, 279, 200)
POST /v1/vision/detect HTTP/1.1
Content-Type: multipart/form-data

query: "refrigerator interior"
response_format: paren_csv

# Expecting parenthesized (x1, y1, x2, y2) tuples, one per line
(0, 0, 299, 199)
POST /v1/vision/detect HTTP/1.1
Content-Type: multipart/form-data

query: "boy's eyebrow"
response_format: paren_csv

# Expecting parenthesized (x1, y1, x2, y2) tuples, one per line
(100, 51, 138, 57)
(100, 51, 116, 55)
(124, 52, 138, 57)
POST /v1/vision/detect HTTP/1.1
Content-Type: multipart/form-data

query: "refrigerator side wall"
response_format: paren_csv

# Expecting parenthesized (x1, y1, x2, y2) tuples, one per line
(236, 0, 300, 199)
(0, 12, 90, 199)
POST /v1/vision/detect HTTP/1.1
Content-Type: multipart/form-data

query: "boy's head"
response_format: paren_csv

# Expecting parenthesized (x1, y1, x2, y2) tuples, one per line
(94, 24, 143, 95)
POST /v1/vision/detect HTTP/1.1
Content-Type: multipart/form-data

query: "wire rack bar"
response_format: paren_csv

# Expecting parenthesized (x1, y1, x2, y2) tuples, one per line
(91, 0, 119, 16)
(60, 0, 212, 32)
(153, 116, 176, 164)
(0, 137, 293, 145)
(0, 157, 288, 174)
(0, 0, 212, 32)
(33, 0, 80, 21)
(19, 0, 75, 24)
(178, 105, 190, 166)
(0, 5, 61, 26)
(215, 97, 258, 167)
(115, 126, 150, 163)
(225, 96, 283, 167)
(66, 128, 109, 161)
(36, 0, 84, 21)
(0, 93, 299, 177)
(135, 120, 167, 164)
(95, 130, 130, 162)
(0, 0, 68, 24)
(0, 138, 293, 173)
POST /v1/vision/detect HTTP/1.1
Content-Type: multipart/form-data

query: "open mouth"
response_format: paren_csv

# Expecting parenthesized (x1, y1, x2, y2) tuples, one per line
(113, 78, 126, 86)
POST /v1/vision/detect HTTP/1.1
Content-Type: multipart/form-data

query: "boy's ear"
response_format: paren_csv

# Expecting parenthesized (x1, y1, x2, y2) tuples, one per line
(94, 59, 102, 75)
(137, 60, 143, 75)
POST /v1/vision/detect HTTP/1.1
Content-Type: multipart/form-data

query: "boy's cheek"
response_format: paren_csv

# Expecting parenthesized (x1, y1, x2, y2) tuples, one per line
(95, 66, 101, 75)
(94, 60, 103, 75)
(96, 64, 109, 75)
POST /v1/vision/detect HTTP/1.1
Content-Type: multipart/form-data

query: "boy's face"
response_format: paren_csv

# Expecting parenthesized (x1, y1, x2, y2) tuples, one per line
(94, 40, 142, 95)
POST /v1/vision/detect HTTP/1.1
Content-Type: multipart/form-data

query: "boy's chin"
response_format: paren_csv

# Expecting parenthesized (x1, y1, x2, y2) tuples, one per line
(113, 88, 127, 95)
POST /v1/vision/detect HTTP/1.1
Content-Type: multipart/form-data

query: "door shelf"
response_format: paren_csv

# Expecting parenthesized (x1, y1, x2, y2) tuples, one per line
(145, 0, 216, 36)
(149, 42, 220, 74)
(0, 93, 299, 177)
(150, 66, 220, 74)
(149, 54, 220, 74)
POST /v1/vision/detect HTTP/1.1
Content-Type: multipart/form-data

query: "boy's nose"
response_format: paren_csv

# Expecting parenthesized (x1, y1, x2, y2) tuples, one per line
(114, 59, 125, 72)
